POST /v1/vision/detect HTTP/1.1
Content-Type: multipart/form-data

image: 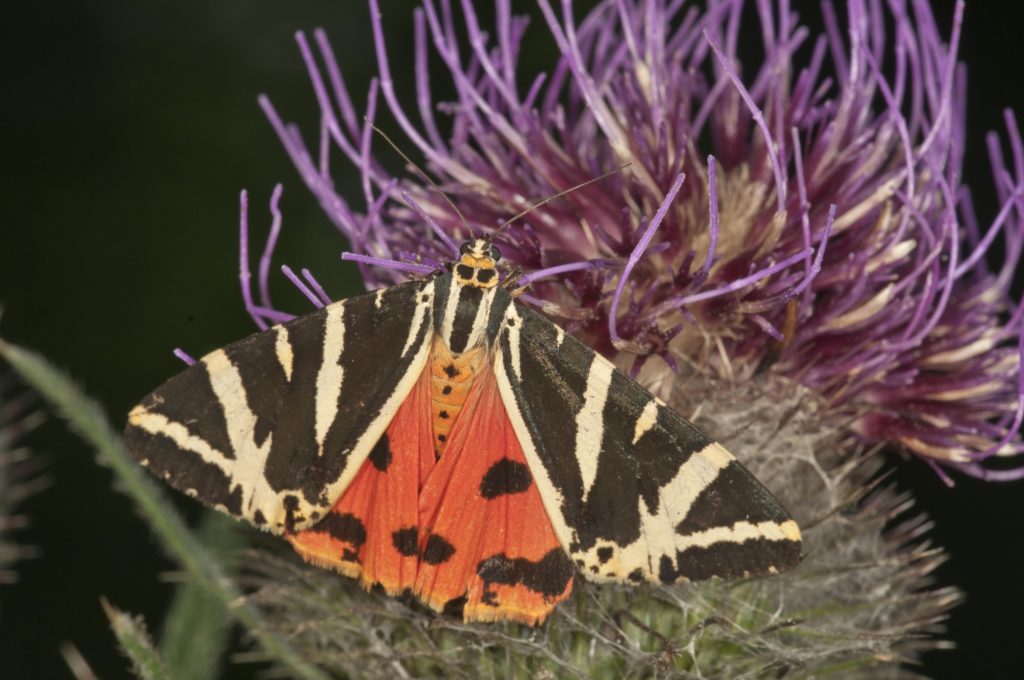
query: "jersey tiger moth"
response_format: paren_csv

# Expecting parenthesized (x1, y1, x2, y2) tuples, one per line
(124, 237, 802, 624)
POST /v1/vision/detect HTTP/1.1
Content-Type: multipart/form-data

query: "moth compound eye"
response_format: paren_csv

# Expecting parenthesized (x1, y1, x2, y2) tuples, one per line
(489, 245, 502, 261)
(459, 242, 473, 255)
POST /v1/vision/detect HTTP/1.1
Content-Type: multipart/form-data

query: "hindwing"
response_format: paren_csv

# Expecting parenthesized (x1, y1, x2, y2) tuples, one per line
(124, 279, 436, 533)
(492, 299, 802, 584)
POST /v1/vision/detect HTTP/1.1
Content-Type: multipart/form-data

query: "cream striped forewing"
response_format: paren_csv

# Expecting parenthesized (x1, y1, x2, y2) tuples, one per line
(491, 296, 802, 584)
(124, 279, 436, 534)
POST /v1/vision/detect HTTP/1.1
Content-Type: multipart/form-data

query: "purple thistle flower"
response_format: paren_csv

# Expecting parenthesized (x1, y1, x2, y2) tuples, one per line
(248, 0, 1023, 486)
(206, 2, 1024, 670)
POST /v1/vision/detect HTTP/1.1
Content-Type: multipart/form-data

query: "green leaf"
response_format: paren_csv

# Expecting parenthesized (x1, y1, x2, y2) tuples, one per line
(0, 338, 331, 680)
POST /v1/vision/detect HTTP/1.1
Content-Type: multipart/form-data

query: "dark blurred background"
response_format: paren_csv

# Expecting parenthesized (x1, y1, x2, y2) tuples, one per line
(1, 1, 1022, 678)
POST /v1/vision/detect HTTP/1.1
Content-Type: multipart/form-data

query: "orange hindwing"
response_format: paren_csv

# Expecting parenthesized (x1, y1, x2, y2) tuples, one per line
(289, 338, 574, 624)
(414, 353, 574, 624)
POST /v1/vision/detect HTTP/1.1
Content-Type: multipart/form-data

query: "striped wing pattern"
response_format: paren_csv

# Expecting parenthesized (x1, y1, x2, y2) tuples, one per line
(124, 264, 802, 622)
(493, 300, 802, 584)
(124, 279, 436, 534)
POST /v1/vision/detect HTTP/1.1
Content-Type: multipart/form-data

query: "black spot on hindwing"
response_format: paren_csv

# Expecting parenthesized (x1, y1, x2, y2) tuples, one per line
(368, 433, 393, 472)
(476, 549, 575, 599)
(391, 527, 418, 557)
(314, 512, 367, 548)
(422, 534, 456, 565)
(479, 458, 532, 499)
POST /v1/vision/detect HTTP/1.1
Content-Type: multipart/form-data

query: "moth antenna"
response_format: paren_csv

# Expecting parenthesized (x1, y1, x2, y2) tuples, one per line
(366, 119, 475, 238)
(492, 163, 632, 237)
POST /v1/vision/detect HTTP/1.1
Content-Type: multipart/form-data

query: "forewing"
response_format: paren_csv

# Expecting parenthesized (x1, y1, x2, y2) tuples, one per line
(492, 300, 802, 584)
(124, 279, 436, 533)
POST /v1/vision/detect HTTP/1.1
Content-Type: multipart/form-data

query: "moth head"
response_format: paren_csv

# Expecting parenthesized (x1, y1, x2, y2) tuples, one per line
(454, 238, 501, 289)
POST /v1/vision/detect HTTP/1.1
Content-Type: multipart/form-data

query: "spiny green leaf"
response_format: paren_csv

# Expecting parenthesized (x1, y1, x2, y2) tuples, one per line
(102, 599, 173, 680)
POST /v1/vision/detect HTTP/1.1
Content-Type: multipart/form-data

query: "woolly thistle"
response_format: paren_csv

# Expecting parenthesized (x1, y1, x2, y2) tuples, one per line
(219, 0, 1024, 675)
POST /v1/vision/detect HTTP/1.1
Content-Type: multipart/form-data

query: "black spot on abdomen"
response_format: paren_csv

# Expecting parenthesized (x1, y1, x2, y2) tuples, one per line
(479, 458, 532, 499)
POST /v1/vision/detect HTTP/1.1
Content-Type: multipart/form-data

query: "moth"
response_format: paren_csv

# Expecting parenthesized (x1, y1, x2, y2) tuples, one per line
(124, 237, 802, 624)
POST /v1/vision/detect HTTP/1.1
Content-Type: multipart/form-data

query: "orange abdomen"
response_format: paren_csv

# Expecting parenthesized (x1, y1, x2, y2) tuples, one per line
(428, 337, 487, 460)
